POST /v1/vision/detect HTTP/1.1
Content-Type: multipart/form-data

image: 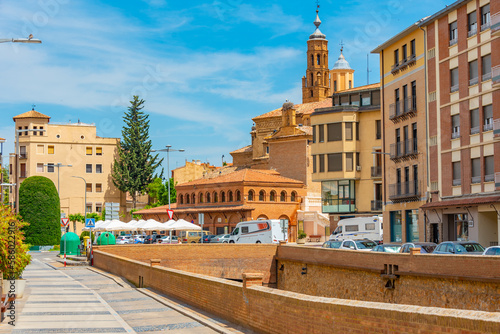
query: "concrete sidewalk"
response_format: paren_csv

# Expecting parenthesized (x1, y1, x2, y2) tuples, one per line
(0, 253, 251, 334)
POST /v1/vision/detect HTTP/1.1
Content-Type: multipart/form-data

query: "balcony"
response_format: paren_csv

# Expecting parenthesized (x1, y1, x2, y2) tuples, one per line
(449, 38, 457, 47)
(453, 179, 461, 186)
(494, 119, 500, 137)
(492, 12, 500, 35)
(482, 72, 492, 81)
(371, 166, 382, 178)
(485, 174, 494, 182)
(470, 126, 480, 135)
(451, 129, 460, 139)
(389, 181, 420, 203)
(390, 138, 418, 162)
(493, 65, 500, 85)
(481, 22, 490, 32)
(496, 172, 500, 188)
(468, 28, 477, 38)
(483, 121, 493, 132)
(19, 152, 28, 159)
(391, 62, 400, 74)
(471, 176, 481, 184)
(450, 84, 459, 93)
(469, 77, 478, 86)
(389, 96, 417, 123)
(371, 200, 383, 211)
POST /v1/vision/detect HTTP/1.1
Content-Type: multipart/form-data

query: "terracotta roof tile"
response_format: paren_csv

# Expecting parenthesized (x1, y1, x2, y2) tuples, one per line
(13, 109, 50, 121)
(337, 83, 380, 93)
(253, 98, 332, 120)
(230, 145, 253, 154)
(135, 203, 255, 215)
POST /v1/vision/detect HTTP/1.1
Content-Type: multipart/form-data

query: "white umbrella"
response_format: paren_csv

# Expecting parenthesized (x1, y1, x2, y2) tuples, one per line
(106, 220, 137, 232)
(168, 219, 201, 231)
(140, 219, 171, 231)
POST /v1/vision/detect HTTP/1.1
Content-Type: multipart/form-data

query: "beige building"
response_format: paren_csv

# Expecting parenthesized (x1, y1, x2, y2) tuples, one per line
(9, 109, 130, 234)
(311, 83, 382, 230)
(171, 160, 217, 186)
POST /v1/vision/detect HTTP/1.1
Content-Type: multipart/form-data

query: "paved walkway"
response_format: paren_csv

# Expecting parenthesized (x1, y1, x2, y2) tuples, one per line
(0, 253, 250, 334)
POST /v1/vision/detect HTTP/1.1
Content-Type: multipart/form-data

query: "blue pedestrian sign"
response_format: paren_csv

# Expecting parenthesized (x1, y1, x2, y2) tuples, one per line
(85, 218, 95, 228)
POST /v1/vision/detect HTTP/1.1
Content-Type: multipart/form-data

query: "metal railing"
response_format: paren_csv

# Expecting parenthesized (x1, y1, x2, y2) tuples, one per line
(482, 72, 492, 81)
(492, 12, 500, 34)
(481, 22, 490, 32)
(19, 152, 28, 159)
(389, 96, 417, 120)
(389, 181, 420, 200)
(453, 179, 461, 186)
(494, 119, 500, 137)
(371, 200, 383, 211)
(390, 138, 418, 159)
(471, 176, 481, 184)
(468, 28, 477, 37)
(469, 77, 478, 86)
(451, 129, 460, 139)
(449, 38, 458, 46)
(470, 126, 480, 135)
(485, 174, 494, 182)
(493, 65, 500, 84)
(450, 84, 459, 93)
(483, 122, 493, 132)
(371, 166, 382, 178)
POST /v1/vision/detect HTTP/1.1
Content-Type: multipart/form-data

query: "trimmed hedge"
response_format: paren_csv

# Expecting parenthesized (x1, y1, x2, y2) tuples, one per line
(19, 176, 61, 246)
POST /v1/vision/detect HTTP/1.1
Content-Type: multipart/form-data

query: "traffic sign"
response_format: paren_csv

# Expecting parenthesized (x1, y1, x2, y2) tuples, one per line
(167, 209, 174, 220)
(199, 213, 204, 225)
(85, 218, 96, 228)
(60, 218, 69, 227)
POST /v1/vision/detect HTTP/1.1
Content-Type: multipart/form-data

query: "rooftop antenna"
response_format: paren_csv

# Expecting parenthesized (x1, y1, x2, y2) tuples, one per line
(367, 54, 372, 85)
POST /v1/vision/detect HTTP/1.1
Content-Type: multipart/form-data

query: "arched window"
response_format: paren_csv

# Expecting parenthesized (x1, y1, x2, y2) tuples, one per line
(206, 192, 211, 203)
(199, 192, 203, 204)
(179, 194, 184, 204)
(270, 191, 276, 202)
(221, 191, 225, 203)
(192, 193, 196, 205)
(259, 190, 265, 201)
(324, 54, 327, 65)
(213, 192, 218, 203)
(248, 190, 254, 201)
(228, 191, 233, 202)
(310, 54, 314, 65)
(324, 73, 328, 87)
(317, 54, 320, 65)
(236, 190, 241, 201)
(280, 191, 286, 202)
(291, 191, 297, 202)
(186, 194, 190, 204)
(310, 90, 313, 98)
(310, 73, 314, 85)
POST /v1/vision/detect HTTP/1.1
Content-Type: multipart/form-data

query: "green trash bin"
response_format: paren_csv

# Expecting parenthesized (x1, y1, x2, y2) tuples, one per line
(59, 232, 80, 256)
(97, 232, 116, 245)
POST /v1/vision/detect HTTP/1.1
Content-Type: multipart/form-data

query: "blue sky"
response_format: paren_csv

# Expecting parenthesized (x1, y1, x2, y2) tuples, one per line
(0, 0, 450, 170)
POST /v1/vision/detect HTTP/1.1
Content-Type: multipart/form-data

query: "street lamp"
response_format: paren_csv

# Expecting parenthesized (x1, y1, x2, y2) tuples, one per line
(44, 163, 72, 195)
(152, 145, 185, 210)
(14, 128, 46, 213)
(71, 176, 91, 263)
(0, 36, 42, 44)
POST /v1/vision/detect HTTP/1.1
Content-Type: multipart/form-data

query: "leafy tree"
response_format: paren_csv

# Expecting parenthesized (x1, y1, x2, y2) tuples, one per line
(147, 177, 164, 205)
(146, 177, 177, 208)
(112, 96, 163, 209)
(69, 213, 85, 233)
(19, 176, 60, 246)
(0, 205, 31, 279)
(1, 167, 9, 204)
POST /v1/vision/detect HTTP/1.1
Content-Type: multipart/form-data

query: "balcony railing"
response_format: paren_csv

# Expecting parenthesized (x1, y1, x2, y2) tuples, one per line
(449, 38, 458, 46)
(391, 62, 400, 73)
(389, 181, 420, 201)
(453, 179, 461, 186)
(371, 200, 383, 211)
(371, 166, 382, 178)
(481, 22, 490, 32)
(483, 122, 493, 132)
(390, 138, 418, 160)
(468, 28, 477, 38)
(485, 174, 494, 182)
(469, 77, 478, 86)
(493, 65, 500, 85)
(496, 172, 500, 188)
(471, 176, 481, 184)
(471, 126, 480, 135)
(389, 95, 417, 121)
(482, 72, 492, 81)
(494, 119, 500, 137)
(451, 129, 460, 139)
(20, 172, 27, 178)
(492, 12, 500, 34)
(450, 84, 459, 93)
(19, 153, 27, 159)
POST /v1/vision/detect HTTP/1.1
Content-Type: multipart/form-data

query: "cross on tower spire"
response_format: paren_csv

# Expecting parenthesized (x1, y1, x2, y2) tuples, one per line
(340, 40, 344, 53)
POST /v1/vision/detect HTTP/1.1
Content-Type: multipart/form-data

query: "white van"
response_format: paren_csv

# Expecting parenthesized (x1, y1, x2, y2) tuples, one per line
(229, 219, 287, 244)
(329, 216, 383, 243)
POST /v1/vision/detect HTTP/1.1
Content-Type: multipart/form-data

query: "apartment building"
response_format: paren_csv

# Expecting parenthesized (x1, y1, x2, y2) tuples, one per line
(420, 0, 499, 247)
(311, 83, 383, 229)
(9, 109, 127, 234)
(372, 23, 428, 243)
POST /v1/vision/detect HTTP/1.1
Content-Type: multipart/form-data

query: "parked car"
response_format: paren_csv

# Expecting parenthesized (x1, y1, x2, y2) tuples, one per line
(321, 240, 343, 249)
(144, 234, 163, 244)
(178, 230, 210, 243)
(372, 244, 401, 253)
(329, 216, 383, 244)
(134, 235, 145, 244)
(116, 236, 133, 245)
(212, 234, 231, 243)
(433, 241, 485, 255)
(482, 246, 500, 256)
(400, 242, 437, 254)
(201, 234, 217, 243)
(159, 236, 178, 243)
(339, 239, 377, 251)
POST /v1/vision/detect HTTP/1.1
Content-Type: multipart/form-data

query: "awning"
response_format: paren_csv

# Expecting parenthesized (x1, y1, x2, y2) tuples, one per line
(420, 195, 500, 209)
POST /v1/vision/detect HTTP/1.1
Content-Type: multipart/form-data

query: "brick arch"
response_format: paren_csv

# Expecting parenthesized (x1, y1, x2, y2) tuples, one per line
(248, 189, 255, 201)
(258, 189, 266, 201)
(257, 214, 269, 220)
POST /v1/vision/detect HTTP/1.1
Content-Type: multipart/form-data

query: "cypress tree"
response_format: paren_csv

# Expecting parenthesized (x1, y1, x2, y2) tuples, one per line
(112, 96, 163, 208)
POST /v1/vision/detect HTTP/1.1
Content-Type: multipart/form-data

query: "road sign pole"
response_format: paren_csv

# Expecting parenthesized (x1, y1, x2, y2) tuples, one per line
(64, 228, 67, 267)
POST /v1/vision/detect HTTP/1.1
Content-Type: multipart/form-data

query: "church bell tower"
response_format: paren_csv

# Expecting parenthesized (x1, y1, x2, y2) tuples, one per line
(302, 6, 329, 104)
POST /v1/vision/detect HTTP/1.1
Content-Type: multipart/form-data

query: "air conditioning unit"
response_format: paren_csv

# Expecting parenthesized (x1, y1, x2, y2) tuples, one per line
(356, 166, 362, 171)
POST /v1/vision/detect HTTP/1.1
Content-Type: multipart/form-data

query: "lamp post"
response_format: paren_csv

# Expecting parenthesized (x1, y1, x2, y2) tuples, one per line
(0, 36, 42, 44)
(44, 163, 72, 195)
(0, 137, 5, 204)
(15, 128, 46, 213)
(72, 176, 89, 264)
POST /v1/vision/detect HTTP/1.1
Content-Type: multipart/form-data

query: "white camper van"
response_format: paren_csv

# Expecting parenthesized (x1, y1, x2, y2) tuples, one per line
(329, 216, 383, 243)
(229, 219, 287, 244)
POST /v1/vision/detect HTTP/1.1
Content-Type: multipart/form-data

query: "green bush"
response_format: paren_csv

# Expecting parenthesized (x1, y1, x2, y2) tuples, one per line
(19, 176, 61, 246)
(298, 230, 307, 239)
(0, 205, 31, 279)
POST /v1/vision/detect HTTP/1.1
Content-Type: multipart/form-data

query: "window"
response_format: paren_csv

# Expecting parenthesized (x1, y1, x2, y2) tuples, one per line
(410, 39, 416, 57)
(291, 191, 297, 202)
(394, 49, 399, 65)
(402, 44, 407, 61)
(96, 147, 102, 155)
(86, 147, 92, 155)
(24, 126, 28, 136)
(356, 153, 360, 169)
(349, 80, 352, 89)
(351, 94, 360, 106)
(312, 126, 316, 143)
(328, 153, 342, 172)
(86, 204, 92, 213)
(346, 153, 353, 172)
(270, 191, 276, 202)
(96, 183, 102, 192)
(47, 163, 54, 173)
(36, 163, 44, 173)
(481, 4, 490, 30)
(95, 203, 102, 213)
(345, 123, 353, 141)
(259, 190, 265, 201)
(317, 54, 320, 65)
(485, 156, 494, 182)
(96, 164, 102, 173)
(365, 223, 375, 231)
(321, 180, 356, 213)
(318, 124, 324, 142)
(213, 192, 218, 203)
(179, 195, 184, 204)
(471, 158, 481, 183)
(468, 11, 477, 36)
(453, 162, 461, 186)
(311, 54, 314, 65)
(86, 164, 92, 173)
(280, 191, 286, 202)
(199, 193, 204, 204)
(20, 146, 26, 159)
(376, 120, 382, 139)
(469, 60, 478, 86)
(411, 81, 417, 110)
(345, 225, 359, 232)
(192, 193, 196, 204)
(470, 109, 480, 134)
(33, 126, 38, 136)
(333, 80, 337, 92)
(86, 183, 92, 192)
(361, 92, 371, 106)
(482, 54, 491, 81)
(48, 145, 54, 154)
(228, 191, 233, 202)
(449, 21, 457, 45)
(236, 190, 241, 201)
(483, 105, 493, 131)
(313, 155, 317, 173)
(248, 190, 254, 201)
(221, 191, 225, 202)
(39, 126, 43, 135)
(356, 122, 359, 141)
(450, 68, 459, 92)
(319, 155, 325, 172)
(327, 123, 342, 141)
(452, 115, 460, 139)
(206, 192, 211, 203)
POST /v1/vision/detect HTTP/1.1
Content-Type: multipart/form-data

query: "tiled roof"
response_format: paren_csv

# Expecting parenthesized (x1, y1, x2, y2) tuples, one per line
(421, 195, 500, 209)
(0, 137, 5, 141)
(253, 98, 332, 120)
(13, 109, 50, 121)
(135, 204, 255, 215)
(230, 145, 253, 154)
(177, 168, 304, 188)
(337, 83, 380, 93)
